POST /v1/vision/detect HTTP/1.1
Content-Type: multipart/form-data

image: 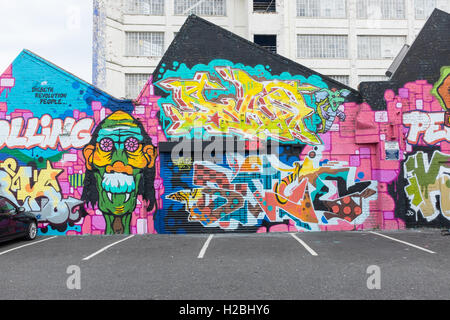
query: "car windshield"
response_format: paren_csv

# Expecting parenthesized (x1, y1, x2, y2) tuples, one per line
(0, 198, 15, 213)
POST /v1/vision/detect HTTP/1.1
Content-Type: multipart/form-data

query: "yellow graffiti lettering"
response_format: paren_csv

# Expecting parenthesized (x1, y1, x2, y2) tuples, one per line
(0, 158, 62, 203)
(158, 66, 322, 144)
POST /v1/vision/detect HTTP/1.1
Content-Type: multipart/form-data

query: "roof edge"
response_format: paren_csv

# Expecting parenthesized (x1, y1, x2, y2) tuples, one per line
(19, 49, 132, 104)
(154, 14, 359, 96)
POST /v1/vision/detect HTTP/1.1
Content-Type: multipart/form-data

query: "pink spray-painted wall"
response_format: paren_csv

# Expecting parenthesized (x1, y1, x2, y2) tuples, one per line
(1, 41, 448, 235)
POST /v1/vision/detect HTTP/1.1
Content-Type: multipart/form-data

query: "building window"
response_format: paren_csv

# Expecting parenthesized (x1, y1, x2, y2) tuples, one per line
(254, 35, 277, 54)
(126, 0, 164, 15)
(357, 35, 406, 59)
(358, 75, 389, 82)
(328, 75, 349, 85)
(297, 0, 346, 18)
(356, 0, 405, 19)
(174, 0, 226, 16)
(125, 74, 151, 98)
(254, 0, 276, 13)
(415, 0, 436, 19)
(125, 32, 164, 57)
(297, 35, 348, 59)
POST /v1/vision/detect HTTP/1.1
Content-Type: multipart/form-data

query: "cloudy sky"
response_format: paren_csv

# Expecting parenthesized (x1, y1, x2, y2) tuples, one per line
(0, 0, 93, 83)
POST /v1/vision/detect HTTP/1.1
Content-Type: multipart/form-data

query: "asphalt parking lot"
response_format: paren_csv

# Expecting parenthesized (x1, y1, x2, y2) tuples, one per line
(1, 229, 450, 300)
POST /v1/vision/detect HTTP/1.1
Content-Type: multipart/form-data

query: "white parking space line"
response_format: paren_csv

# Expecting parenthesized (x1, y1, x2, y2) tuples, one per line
(198, 234, 214, 259)
(82, 235, 135, 261)
(290, 233, 318, 256)
(369, 231, 436, 254)
(0, 236, 57, 256)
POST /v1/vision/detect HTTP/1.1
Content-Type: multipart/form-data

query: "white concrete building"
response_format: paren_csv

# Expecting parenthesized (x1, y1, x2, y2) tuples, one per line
(93, 0, 449, 98)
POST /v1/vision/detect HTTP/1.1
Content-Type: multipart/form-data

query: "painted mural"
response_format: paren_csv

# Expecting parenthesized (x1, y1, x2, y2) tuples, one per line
(389, 66, 450, 228)
(159, 146, 377, 233)
(403, 151, 450, 222)
(1, 45, 449, 235)
(0, 158, 83, 226)
(156, 60, 350, 145)
(0, 50, 165, 235)
(81, 111, 157, 234)
(152, 59, 393, 233)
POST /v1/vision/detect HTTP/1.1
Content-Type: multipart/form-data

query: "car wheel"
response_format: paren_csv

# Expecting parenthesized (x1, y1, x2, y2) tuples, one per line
(24, 221, 37, 241)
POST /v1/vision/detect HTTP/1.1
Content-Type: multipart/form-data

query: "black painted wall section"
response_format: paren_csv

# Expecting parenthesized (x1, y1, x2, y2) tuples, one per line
(388, 146, 450, 229)
(152, 14, 361, 103)
(390, 9, 450, 85)
(359, 9, 450, 111)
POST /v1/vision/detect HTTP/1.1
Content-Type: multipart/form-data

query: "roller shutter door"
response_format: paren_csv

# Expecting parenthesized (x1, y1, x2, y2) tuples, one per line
(158, 151, 265, 234)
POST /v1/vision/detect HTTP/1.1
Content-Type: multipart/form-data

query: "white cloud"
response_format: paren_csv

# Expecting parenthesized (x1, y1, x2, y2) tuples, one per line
(0, 0, 93, 83)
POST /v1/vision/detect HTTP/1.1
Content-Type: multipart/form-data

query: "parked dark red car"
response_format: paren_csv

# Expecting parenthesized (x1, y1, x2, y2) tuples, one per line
(0, 196, 38, 243)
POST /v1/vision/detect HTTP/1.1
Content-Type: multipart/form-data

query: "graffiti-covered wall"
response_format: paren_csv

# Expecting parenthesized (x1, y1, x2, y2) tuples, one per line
(149, 14, 408, 234)
(388, 67, 450, 228)
(369, 9, 450, 230)
(0, 50, 165, 235)
(1, 10, 448, 235)
(150, 11, 449, 234)
(153, 59, 383, 233)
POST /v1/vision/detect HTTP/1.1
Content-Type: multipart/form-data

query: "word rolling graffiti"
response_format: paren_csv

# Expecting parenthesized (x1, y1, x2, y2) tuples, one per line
(166, 151, 377, 231)
(404, 151, 450, 221)
(0, 158, 83, 225)
(0, 115, 94, 150)
(157, 65, 349, 145)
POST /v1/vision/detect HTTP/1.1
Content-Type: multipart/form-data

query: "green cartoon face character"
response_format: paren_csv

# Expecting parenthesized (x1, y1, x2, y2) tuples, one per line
(82, 111, 157, 234)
